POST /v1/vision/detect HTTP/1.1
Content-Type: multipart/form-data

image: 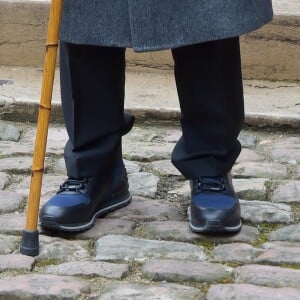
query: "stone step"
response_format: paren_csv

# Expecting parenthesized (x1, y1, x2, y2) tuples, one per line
(0, 65, 299, 128)
(0, 0, 299, 81)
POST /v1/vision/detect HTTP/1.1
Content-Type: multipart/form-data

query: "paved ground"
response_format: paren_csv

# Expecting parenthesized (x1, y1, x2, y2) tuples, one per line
(0, 116, 299, 299)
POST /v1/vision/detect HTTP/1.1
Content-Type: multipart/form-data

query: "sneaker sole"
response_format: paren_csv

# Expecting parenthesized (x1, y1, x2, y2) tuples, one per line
(187, 206, 242, 233)
(40, 195, 132, 232)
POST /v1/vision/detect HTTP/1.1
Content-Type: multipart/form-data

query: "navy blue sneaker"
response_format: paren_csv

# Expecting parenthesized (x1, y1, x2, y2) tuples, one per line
(39, 160, 131, 232)
(188, 174, 241, 233)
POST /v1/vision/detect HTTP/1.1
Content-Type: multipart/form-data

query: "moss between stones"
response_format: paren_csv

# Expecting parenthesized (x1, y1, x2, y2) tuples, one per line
(259, 223, 284, 232)
(290, 203, 300, 223)
(197, 241, 216, 256)
(215, 276, 235, 285)
(252, 234, 269, 248)
(133, 225, 147, 237)
(225, 262, 243, 268)
(129, 261, 144, 269)
(281, 264, 300, 270)
(251, 223, 284, 247)
(36, 258, 61, 268)
(86, 239, 95, 252)
(124, 261, 147, 282)
(199, 283, 210, 294)
(264, 179, 275, 201)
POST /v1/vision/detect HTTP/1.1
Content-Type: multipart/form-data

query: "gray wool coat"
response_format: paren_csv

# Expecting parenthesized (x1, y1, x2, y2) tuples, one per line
(60, 0, 273, 52)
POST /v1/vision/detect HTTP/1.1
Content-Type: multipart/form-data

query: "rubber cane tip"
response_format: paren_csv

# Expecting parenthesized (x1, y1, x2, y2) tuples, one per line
(20, 230, 39, 257)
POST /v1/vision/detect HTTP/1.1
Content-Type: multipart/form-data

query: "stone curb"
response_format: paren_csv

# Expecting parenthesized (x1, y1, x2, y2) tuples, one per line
(1, 102, 300, 129)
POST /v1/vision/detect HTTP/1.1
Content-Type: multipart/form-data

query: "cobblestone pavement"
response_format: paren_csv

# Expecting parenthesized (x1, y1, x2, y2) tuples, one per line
(0, 119, 299, 299)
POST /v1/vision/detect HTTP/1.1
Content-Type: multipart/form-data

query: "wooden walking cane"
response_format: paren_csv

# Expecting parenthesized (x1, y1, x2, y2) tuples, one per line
(20, 0, 62, 256)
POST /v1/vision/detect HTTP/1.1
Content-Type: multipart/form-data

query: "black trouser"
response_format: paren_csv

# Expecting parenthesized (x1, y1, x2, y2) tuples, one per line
(60, 37, 244, 179)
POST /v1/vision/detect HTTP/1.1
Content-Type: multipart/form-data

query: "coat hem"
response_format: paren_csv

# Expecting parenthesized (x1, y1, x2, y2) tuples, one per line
(60, 13, 273, 53)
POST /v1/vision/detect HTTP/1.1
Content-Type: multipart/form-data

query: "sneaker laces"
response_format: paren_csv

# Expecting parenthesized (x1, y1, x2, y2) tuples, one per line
(196, 176, 226, 192)
(58, 178, 88, 193)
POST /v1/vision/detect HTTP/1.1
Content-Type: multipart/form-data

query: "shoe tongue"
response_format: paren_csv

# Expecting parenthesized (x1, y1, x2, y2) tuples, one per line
(201, 176, 222, 184)
(198, 176, 225, 191)
(67, 182, 81, 189)
(61, 178, 87, 191)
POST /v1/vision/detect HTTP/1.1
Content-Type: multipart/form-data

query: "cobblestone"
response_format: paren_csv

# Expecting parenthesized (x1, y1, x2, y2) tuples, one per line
(38, 236, 91, 263)
(233, 178, 268, 200)
(51, 158, 66, 175)
(272, 180, 300, 203)
(107, 196, 182, 222)
(238, 131, 258, 148)
(0, 121, 21, 142)
(123, 141, 174, 161)
(240, 200, 293, 224)
(0, 172, 8, 190)
(261, 136, 300, 163)
(256, 241, 300, 265)
(0, 254, 35, 272)
(0, 141, 33, 156)
(0, 213, 26, 234)
(163, 129, 181, 143)
(142, 260, 233, 283)
(0, 274, 91, 299)
(0, 156, 32, 173)
(128, 172, 159, 198)
(0, 191, 24, 213)
(149, 160, 182, 176)
(207, 284, 300, 300)
(136, 221, 259, 244)
(74, 218, 135, 240)
(234, 265, 300, 288)
(43, 261, 129, 279)
(124, 159, 142, 173)
(0, 120, 298, 299)
(213, 243, 263, 264)
(99, 283, 202, 300)
(232, 162, 288, 179)
(296, 165, 300, 179)
(95, 235, 206, 262)
(168, 181, 190, 199)
(236, 148, 263, 163)
(0, 234, 19, 254)
(269, 224, 300, 242)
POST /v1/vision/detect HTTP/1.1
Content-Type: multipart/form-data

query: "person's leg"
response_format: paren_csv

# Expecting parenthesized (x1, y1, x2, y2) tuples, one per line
(60, 42, 130, 179)
(171, 37, 244, 233)
(39, 42, 133, 232)
(171, 37, 244, 178)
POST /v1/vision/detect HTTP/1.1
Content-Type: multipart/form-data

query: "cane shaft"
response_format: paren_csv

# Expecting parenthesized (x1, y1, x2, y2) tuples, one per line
(25, 0, 62, 231)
